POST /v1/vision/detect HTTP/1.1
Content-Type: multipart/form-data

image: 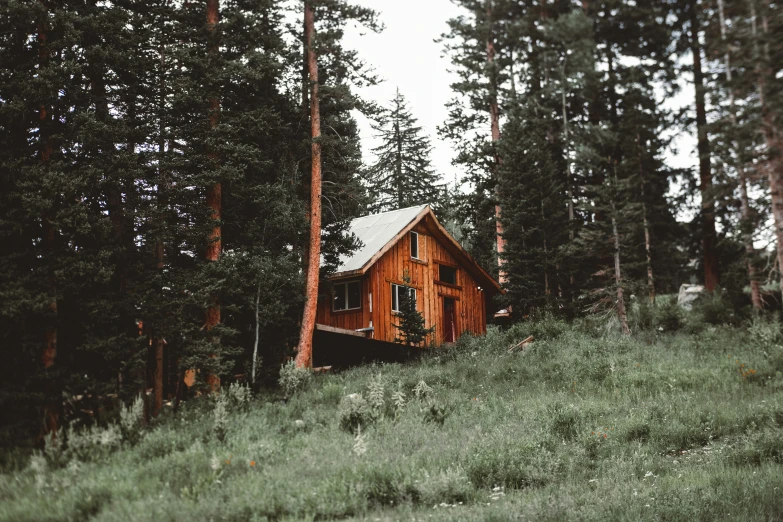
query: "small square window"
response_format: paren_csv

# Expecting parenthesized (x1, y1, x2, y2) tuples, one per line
(333, 280, 361, 311)
(391, 283, 416, 313)
(410, 231, 419, 259)
(438, 265, 457, 285)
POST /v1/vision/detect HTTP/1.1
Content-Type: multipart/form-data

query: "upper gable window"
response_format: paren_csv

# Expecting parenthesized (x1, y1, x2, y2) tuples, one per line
(438, 264, 457, 285)
(333, 280, 361, 311)
(410, 231, 420, 260)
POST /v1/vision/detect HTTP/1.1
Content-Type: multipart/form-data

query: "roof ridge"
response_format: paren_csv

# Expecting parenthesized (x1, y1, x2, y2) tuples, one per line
(353, 204, 429, 220)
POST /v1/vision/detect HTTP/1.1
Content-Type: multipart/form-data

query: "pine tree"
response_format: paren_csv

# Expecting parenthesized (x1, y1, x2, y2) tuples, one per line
(394, 273, 434, 346)
(363, 89, 443, 213)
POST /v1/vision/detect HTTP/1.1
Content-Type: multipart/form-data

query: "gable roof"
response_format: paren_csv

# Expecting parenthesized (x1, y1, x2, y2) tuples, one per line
(331, 205, 502, 293)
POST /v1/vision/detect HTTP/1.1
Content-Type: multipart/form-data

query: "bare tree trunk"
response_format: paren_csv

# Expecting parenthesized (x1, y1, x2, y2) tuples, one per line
(295, 0, 322, 369)
(205, 0, 221, 389)
(689, 0, 718, 292)
(486, 0, 505, 284)
(718, 0, 762, 311)
(751, 0, 783, 297)
(252, 284, 261, 384)
(611, 163, 630, 334)
(637, 133, 655, 303)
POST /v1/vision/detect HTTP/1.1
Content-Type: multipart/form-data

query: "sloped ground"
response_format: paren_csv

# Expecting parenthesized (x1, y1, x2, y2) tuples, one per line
(1, 318, 782, 521)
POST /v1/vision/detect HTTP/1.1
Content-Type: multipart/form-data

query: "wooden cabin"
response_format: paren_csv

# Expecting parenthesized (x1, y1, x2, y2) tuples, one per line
(316, 205, 502, 347)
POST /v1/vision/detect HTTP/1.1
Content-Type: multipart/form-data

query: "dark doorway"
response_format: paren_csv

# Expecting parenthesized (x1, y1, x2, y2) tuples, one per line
(443, 297, 457, 343)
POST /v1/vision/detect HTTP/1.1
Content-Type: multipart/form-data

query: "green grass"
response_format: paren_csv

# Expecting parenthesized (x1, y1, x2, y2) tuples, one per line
(2, 319, 783, 521)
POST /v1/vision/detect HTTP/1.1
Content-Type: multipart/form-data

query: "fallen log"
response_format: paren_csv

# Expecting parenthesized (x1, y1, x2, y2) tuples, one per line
(508, 335, 534, 353)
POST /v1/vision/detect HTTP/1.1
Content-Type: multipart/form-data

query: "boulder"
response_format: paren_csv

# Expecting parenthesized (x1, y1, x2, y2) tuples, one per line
(678, 284, 705, 310)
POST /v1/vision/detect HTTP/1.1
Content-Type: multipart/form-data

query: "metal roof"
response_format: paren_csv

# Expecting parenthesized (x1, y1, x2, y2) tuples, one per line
(334, 204, 428, 274)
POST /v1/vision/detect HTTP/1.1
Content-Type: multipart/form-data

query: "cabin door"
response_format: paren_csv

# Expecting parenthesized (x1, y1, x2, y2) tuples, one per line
(443, 297, 457, 343)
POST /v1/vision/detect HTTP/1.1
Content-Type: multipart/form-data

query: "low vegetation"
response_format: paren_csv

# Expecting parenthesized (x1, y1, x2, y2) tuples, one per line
(2, 307, 783, 521)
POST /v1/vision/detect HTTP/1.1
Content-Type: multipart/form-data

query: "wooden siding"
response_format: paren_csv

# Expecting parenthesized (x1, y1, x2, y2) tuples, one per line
(316, 216, 489, 346)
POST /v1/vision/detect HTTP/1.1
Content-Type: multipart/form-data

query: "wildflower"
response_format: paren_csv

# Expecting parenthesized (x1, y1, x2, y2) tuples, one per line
(603, 433, 607, 438)
(225, 459, 231, 465)
(591, 431, 595, 435)
(250, 461, 256, 467)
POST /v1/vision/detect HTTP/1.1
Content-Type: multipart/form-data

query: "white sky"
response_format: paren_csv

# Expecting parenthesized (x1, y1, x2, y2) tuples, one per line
(343, 0, 466, 187)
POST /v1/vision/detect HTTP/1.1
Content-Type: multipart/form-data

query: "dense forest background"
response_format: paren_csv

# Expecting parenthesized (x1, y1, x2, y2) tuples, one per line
(0, 0, 780, 447)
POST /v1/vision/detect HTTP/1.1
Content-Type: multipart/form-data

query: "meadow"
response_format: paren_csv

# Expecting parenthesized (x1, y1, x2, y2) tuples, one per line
(1, 306, 783, 521)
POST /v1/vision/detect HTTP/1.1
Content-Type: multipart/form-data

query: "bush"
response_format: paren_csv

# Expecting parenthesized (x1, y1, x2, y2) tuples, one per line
(416, 467, 474, 505)
(748, 316, 783, 349)
(506, 311, 569, 344)
(278, 361, 311, 397)
(338, 393, 371, 433)
(423, 402, 451, 426)
(548, 403, 581, 441)
(226, 382, 252, 410)
(213, 394, 228, 443)
(629, 298, 655, 331)
(466, 441, 556, 490)
(66, 422, 122, 462)
(119, 395, 145, 446)
(696, 288, 736, 325)
(657, 295, 684, 332)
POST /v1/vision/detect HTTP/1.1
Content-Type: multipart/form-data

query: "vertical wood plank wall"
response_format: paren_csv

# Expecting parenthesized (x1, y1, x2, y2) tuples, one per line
(315, 217, 490, 346)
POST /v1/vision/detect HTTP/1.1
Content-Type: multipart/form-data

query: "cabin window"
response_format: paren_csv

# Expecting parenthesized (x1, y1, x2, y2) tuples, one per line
(333, 280, 361, 311)
(438, 264, 458, 285)
(391, 283, 416, 313)
(410, 231, 420, 259)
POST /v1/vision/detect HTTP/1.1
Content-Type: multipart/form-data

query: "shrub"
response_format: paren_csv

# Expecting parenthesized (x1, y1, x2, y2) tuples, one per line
(506, 311, 569, 343)
(43, 429, 66, 468)
(548, 403, 581, 441)
(391, 388, 406, 419)
(119, 395, 145, 446)
(657, 295, 684, 332)
(278, 360, 311, 397)
(416, 467, 473, 505)
(66, 422, 122, 462)
(696, 288, 736, 325)
(629, 298, 655, 331)
(412, 380, 433, 400)
(338, 393, 371, 433)
(226, 382, 252, 410)
(423, 402, 451, 426)
(748, 316, 783, 349)
(466, 442, 556, 490)
(366, 374, 385, 420)
(624, 421, 651, 443)
(213, 394, 228, 442)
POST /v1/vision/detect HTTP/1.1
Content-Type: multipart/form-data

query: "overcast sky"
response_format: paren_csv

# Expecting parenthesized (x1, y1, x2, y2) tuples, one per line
(343, 0, 466, 186)
(342, 0, 698, 189)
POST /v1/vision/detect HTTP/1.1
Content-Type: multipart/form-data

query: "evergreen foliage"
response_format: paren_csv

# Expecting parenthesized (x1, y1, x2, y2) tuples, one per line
(394, 273, 435, 347)
(363, 89, 443, 213)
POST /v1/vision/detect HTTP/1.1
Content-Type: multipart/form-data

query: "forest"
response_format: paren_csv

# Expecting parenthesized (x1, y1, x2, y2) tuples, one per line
(0, 0, 781, 454)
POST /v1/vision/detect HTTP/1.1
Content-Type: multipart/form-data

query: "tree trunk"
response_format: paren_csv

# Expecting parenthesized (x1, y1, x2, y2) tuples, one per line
(205, 0, 221, 389)
(719, 0, 762, 310)
(151, 38, 168, 415)
(252, 284, 261, 384)
(611, 163, 630, 334)
(486, 0, 505, 284)
(295, 0, 322, 369)
(751, 0, 783, 298)
(689, 0, 718, 292)
(637, 133, 655, 303)
(38, 8, 59, 437)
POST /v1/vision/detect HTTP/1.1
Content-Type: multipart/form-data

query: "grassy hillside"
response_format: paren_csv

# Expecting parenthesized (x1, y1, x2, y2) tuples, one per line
(2, 316, 783, 521)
